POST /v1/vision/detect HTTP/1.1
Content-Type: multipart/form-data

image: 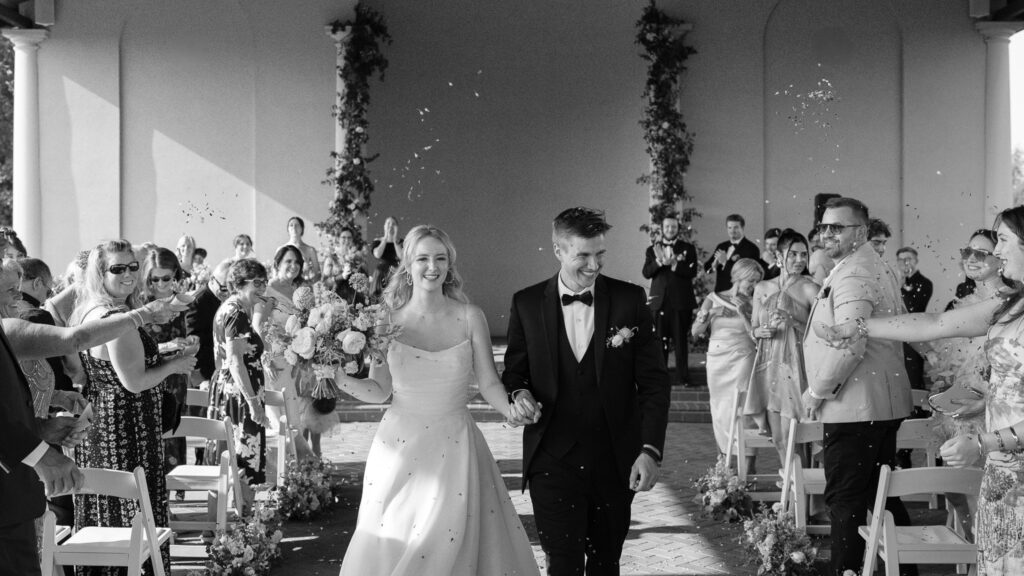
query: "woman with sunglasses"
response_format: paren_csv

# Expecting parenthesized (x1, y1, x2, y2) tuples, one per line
(71, 240, 197, 576)
(141, 248, 192, 485)
(817, 208, 1024, 575)
(209, 259, 270, 511)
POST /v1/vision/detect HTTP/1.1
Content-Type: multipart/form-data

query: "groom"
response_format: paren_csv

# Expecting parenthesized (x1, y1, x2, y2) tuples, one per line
(503, 207, 671, 575)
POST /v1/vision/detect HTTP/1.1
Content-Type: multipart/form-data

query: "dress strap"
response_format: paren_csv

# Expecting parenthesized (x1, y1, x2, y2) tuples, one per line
(464, 302, 471, 342)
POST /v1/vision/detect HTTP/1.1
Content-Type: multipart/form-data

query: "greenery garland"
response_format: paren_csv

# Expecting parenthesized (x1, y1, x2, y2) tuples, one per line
(636, 1, 697, 238)
(318, 4, 392, 244)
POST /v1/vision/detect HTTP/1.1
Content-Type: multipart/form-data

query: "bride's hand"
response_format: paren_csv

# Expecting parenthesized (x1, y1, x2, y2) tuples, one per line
(811, 320, 863, 348)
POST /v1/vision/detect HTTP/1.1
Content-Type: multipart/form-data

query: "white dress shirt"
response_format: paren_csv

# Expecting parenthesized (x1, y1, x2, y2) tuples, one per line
(558, 276, 594, 362)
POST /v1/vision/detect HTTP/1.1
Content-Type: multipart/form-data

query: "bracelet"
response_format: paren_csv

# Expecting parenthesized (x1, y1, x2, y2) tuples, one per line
(996, 430, 1007, 452)
(976, 434, 987, 459)
(855, 317, 869, 337)
(641, 446, 662, 466)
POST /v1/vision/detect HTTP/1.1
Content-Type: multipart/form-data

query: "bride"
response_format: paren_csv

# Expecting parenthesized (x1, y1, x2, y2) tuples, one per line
(335, 225, 541, 576)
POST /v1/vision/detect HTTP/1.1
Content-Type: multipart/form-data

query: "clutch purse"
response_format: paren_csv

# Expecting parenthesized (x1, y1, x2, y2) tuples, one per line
(928, 385, 984, 415)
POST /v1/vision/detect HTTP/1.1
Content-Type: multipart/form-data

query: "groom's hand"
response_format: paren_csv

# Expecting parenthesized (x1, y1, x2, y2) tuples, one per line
(508, 391, 542, 426)
(629, 452, 660, 492)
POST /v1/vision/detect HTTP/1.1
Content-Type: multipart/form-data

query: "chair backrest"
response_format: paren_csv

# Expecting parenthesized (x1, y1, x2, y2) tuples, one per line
(877, 465, 983, 500)
(780, 419, 824, 509)
(896, 418, 939, 442)
(263, 389, 285, 408)
(75, 466, 164, 572)
(185, 388, 209, 407)
(163, 416, 231, 441)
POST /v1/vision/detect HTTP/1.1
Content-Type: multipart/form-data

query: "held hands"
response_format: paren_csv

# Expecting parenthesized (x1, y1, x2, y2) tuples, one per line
(506, 390, 542, 427)
(33, 447, 85, 498)
(39, 416, 86, 449)
(630, 452, 660, 492)
(939, 434, 983, 468)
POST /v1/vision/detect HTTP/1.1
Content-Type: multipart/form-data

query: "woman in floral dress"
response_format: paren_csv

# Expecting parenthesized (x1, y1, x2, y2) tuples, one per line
(72, 240, 196, 576)
(821, 206, 1024, 574)
(209, 259, 269, 509)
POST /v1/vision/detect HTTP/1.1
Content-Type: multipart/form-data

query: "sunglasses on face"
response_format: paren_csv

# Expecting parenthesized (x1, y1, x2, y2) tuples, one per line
(210, 278, 229, 294)
(960, 247, 994, 260)
(814, 223, 864, 236)
(106, 262, 140, 275)
(149, 275, 175, 284)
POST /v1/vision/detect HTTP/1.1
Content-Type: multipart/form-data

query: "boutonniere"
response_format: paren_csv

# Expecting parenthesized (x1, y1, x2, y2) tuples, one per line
(607, 326, 638, 348)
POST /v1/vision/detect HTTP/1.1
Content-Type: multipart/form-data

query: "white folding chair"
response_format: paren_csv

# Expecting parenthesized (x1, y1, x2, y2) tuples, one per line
(162, 416, 243, 552)
(263, 389, 292, 487)
(184, 387, 209, 410)
(859, 465, 982, 576)
(778, 418, 828, 534)
(724, 386, 778, 499)
(895, 418, 943, 508)
(40, 466, 172, 576)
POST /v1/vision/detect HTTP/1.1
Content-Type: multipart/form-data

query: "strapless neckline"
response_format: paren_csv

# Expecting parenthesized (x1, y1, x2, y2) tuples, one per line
(394, 338, 471, 354)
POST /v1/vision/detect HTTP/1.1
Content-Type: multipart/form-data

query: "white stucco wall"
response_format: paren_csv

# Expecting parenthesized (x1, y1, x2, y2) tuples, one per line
(37, 0, 988, 333)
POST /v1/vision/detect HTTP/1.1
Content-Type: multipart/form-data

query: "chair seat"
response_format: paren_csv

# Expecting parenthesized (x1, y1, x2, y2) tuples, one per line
(166, 465, 223, 490)
(858, 525, 975, 552)
(60, 526, 172, 552)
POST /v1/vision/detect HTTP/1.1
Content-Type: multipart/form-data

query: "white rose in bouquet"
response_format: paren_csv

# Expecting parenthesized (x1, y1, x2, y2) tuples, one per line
(339, 330, 367, 355)
(351, 314, 371, 332)
(285, 315, 301, 335)
(284, 349, 299, 365)
(344, 360, 360, 375)
(291, 327, 317, 359)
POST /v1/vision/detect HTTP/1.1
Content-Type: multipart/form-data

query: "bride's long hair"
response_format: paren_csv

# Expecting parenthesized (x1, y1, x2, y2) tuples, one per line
(383, 225, 469, 311)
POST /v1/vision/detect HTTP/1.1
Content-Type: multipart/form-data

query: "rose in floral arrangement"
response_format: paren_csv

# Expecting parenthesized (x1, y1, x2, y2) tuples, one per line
(692, 455, 753, 523)
(203, 498, 283, 576)
(338, 330, 367, 355)
(291, 327, 317, 360)
(292, 286, 315, 310)
(343, 360, 360, 375)
(741, 509, 820, 576)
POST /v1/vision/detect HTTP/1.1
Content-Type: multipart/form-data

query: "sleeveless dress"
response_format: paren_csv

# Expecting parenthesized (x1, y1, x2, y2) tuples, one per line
(338, 339, 540, 576)
(704, 292, 755, 454)
(263, 285, 311, 444)
(74, 313, 170, 576)
(745, 277, 814, 421)
(976, 317, 1024, 575)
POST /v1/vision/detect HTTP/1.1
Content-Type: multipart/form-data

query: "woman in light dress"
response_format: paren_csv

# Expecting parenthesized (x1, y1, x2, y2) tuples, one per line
(335, 225, 540, 576)
(692, 258, 763, 470)
(745, 229, 819, 464)
(820, 207, 1024, 575)
(284, 216, 322, 283)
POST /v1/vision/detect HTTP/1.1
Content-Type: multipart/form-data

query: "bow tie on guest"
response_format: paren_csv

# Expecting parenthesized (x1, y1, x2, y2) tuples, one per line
(561, 292, 594, 306)
(661, 241, 676, 248)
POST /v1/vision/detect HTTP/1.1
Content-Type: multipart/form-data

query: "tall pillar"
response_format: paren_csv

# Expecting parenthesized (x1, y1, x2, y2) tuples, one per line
(326, 25, 352, 163)
(2, 28, 47, 255)
(976, 22, 1024, 217)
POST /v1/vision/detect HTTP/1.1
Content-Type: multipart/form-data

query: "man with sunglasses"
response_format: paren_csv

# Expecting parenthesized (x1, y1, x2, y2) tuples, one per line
(801, 197, 917, 576)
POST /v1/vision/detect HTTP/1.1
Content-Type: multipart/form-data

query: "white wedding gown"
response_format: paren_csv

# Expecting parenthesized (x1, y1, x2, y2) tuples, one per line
(339, 339, 540, 576)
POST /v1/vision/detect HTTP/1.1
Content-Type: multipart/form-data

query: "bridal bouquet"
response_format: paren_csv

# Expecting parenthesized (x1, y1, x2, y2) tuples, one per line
(693, 455, 754, 523)
(741, 506, 820, 576)
(262, 282, 399, 401)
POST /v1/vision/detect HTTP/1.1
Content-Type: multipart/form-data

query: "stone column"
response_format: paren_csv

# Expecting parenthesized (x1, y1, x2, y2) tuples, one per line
(976, 22, 1024, 218)
(2, 28, 48, 255)
(326, 25, 352, 162)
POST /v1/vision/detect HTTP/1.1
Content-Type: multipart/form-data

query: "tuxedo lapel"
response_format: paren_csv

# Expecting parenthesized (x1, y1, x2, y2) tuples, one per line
(594, 276, 608, 385)
(542, 276, 560, 385)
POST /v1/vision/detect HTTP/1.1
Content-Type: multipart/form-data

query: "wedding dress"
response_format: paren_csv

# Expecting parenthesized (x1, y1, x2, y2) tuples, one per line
(338, 338, 540, 576)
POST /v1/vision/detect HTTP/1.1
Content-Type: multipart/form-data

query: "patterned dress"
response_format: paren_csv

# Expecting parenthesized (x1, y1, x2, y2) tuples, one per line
(977, 315, 1024, 574)
(74, 312, 169, 576)
(209, 298, 267, 485)
(145, 300, 189, 473)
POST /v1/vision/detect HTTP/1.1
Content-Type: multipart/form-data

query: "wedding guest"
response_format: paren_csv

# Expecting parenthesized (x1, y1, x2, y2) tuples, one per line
(745, 230, 819, 463)
(46, 250, 90, 327)
(371, 216, 402, 295)
(193, 247, 207, 267)
(230, 234, 255, 262)
(800, 197, 916, 576)
(209, 259, 269, 510)
(323, 228, 367, 302)
(762, 227, 782, 280)
(255, 245, 315, 460)
(284, 216, 322, 283)
(0, 235, 181, 576)
(868, 217, 892, 257)
(692, 258, 763, 471)
(642, 214, 698, 386)
(807, 225, 833, 282)
(0, 226, 28, 258)
(703, 214, 762, 292)
(897, 246, 933, 391)
(176, 234, 196, 276)
(141, 248, 191, 477)
(71, 239, 197, 576)
(819, 207, 1024, 574)
(0, 259, 55, 418)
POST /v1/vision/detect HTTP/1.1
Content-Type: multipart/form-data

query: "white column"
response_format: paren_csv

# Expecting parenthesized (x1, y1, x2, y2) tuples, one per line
(976, 22, 1024, 217)
(2, 28, 47, 255)
(326, 26, 352, 163)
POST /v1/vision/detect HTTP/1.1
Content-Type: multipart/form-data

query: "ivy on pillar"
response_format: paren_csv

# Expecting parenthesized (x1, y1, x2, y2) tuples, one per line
(1, 28, 47, 255)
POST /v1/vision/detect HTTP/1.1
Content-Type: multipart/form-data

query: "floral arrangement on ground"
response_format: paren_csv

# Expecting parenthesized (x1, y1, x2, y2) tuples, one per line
(741, 505, 822, 576)
(275, 457, 348, 521)
(193, 497, 284, 576)
(692, 454, 754, 523)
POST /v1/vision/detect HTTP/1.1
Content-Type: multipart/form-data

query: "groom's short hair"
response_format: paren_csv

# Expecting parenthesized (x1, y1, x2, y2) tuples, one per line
(552, 207, 612, 243)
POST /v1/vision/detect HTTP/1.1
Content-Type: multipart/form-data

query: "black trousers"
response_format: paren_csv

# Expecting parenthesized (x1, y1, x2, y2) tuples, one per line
(529, 445, 635, 576)
(823, 419, 917, 576)
(0, 519, 42, 576)
(656, 307, 692, 383)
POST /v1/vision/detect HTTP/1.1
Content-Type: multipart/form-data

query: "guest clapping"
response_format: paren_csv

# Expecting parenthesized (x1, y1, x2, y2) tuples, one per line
(371, 217, 402, 296)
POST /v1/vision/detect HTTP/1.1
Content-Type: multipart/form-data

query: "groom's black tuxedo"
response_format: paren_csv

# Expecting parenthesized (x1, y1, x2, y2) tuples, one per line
(503, 274, 670, 575)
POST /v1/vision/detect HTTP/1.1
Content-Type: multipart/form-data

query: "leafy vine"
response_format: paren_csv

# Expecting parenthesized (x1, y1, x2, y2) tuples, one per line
(318, 3, 392, 244)
(636, 1, 698, 238)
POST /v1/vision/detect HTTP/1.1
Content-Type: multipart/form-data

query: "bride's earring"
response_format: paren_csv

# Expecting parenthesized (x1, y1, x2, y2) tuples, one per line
(405, 273, 413, 286)
(444, 271, 454, 285)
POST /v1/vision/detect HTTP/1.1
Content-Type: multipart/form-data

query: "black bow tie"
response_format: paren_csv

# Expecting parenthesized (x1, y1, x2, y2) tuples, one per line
(661, 241, 676, 247)
(561, 292, 593, 307)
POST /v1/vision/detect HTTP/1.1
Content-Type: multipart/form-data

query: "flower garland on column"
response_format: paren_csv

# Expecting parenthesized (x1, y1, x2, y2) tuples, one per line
(319, 4, 392, 244)
(636, 1, 698, 238)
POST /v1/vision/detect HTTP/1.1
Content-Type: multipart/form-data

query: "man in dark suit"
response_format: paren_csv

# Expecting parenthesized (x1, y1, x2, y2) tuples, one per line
(642, 215, 698, 386)
(186, 261, 230, 384)
(703, 214, 763, 291)
(761, 227, 782, 280)
(503, 207, 671, 575)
